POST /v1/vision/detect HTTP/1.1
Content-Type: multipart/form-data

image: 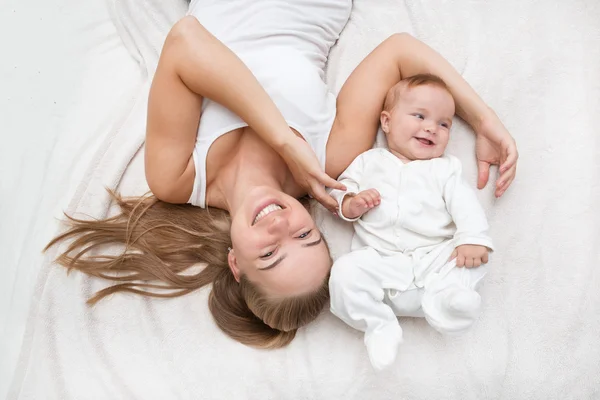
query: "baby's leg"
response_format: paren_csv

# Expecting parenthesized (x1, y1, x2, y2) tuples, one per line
(329, 247, 403, 370)
(421, 260, 488, 335)
(386, 287, 426, 318)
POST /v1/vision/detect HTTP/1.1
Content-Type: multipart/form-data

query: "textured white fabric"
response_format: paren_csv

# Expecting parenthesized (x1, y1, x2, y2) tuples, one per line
(0, 0, 142, 397)
(6, 0, 600, 399)
(187, 0, 351, 207)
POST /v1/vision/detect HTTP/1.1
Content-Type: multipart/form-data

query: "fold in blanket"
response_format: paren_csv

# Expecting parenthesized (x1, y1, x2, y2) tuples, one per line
(10, 0, 600, 399)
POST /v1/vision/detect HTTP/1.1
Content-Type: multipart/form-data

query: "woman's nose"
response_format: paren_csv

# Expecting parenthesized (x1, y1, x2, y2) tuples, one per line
(266, 214, 289, 235)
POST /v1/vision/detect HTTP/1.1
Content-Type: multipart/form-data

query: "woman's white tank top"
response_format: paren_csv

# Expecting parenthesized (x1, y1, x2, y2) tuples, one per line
(186, 0, 352, 207)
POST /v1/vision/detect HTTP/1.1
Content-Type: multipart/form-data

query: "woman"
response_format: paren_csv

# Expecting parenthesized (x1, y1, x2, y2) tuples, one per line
(48, 1, 517, 349)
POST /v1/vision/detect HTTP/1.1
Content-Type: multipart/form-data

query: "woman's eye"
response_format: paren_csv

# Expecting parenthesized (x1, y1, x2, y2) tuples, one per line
(298, 230, 312, 239)
(261, 251, 274, 259)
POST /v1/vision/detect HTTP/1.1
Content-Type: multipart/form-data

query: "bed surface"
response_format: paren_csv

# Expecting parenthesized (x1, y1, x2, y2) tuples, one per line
(2, 0, 599, 399)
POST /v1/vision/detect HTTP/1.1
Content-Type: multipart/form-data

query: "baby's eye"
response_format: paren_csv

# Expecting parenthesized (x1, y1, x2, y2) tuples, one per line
(440, 122, 449, 128)
(297, 230, 312, 239)
(413, 113, 424, 119)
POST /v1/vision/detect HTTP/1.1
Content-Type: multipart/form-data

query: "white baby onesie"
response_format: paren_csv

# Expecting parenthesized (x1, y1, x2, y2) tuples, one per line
(329, 148, 494, 370)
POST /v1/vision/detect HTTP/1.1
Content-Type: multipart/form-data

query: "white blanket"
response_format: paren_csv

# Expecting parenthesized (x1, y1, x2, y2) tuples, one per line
(8, 0, 600, 399)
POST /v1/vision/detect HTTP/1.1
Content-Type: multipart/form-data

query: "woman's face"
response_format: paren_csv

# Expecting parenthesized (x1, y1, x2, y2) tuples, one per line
(228, 186, 331, 297)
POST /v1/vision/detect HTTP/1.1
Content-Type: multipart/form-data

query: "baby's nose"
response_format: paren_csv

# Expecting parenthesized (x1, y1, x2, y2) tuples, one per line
(424, 124, 436, 133)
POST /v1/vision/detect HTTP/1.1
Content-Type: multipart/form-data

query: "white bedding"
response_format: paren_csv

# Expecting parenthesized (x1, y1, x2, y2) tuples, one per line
(0, 0, 141, 397)
(3, 0, 600, 399)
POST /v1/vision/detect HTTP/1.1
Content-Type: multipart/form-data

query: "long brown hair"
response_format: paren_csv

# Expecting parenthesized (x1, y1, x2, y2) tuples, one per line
(46, 192, 330, 349)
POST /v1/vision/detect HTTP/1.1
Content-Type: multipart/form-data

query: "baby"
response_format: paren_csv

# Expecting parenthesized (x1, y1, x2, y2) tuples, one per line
(329, 74, 494, 370)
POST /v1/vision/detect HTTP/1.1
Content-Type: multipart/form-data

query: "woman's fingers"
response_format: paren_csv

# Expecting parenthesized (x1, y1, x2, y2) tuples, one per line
(500, 143, 518, 173)
(496, 172, 515, 197)
(477, 160, 491, 190)
(321, 172, 346, 192)
(496, 163, 517, 197)
(498, 162, 517, 187)
(311, 184, 339, 213)
(495, 141, 518, 197)
(301, 171, 344, 213)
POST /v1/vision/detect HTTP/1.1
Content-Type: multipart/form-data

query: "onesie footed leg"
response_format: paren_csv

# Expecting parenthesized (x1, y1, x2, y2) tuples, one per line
(422, 285, 482, 335)
(364, 322, 403, 370)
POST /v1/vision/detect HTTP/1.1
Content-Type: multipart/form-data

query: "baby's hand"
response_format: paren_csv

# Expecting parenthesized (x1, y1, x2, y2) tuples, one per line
(450, 245, 489, 268)
(341, 189, 381, 219)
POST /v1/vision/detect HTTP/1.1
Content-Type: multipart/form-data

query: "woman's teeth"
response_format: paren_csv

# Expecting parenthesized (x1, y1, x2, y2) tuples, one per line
(253, 204, 282, 225)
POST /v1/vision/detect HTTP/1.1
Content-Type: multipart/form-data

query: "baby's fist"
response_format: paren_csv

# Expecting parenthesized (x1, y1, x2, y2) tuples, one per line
(342, 189, 381, 219)
(450, 245, 489, 268)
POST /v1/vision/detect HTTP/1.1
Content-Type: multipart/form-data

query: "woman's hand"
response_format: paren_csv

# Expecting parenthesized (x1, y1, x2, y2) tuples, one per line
(475, 111, 518, 198)
(280, 135, 346, 212)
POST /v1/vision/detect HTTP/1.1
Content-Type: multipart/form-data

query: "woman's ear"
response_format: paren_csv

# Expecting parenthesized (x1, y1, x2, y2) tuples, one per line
(380, 111, 391, 133)
(227, 249, 241, 282)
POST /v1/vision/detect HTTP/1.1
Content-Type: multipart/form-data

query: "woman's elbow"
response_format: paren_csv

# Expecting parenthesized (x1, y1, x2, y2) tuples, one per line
(145, 152, 196, 204)
(146, 173, 189, 204)
(147, 177, 174, 203)
(168, 16, 202, 44)
(165, 15, 213, 56)
(386, 32, 414, 46)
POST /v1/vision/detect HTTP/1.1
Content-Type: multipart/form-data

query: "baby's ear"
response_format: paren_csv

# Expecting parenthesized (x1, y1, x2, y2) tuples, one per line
(380, 111, 391, 133)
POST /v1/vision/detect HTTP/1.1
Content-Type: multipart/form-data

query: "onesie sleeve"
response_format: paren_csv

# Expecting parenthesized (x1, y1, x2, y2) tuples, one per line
(442, 156, 495, 251)
(329, 151, 370, 222)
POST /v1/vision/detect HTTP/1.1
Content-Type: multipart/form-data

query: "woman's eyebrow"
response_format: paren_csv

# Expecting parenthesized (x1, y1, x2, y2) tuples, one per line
(302, 235, 322, 248)
(260, 255, 287, 271)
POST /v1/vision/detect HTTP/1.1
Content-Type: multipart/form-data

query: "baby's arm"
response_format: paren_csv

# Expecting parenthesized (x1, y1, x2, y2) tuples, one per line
(442, 157, 494, 266)
(330, 151, 379, 221)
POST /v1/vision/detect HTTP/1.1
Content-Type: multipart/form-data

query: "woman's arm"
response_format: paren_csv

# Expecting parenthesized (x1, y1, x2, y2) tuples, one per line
(147, 16, 343, 206)
(146, 17, 303, 203)
(327, 33, 517, 197)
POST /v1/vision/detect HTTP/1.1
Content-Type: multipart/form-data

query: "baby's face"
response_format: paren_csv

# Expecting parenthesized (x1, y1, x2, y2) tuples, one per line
(381, 84, 455, 162)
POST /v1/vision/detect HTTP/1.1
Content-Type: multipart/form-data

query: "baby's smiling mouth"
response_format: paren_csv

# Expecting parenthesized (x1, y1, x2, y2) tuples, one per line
(415, 137, 434, 146)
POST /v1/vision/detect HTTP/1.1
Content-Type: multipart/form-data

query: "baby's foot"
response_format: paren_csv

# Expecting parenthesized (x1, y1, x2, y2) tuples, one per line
(422, 287, 481, 334)
(446, 289, 481, 319)
(364, 323, 403, 370)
